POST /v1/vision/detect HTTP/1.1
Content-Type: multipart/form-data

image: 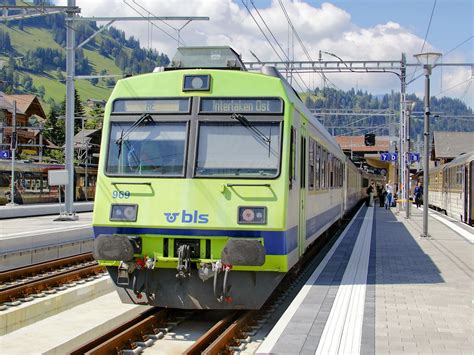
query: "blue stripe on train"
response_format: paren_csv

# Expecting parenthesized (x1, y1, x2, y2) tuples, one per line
(93, 226, 298, 256)
(306, 204, 341, 240)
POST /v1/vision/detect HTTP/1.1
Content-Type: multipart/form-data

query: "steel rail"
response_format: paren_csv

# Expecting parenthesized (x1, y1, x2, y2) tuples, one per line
(201, 311, 257, 354)
(183, 311, 240, 355)
(71, 308, 173, 354)
(0, 252, 94, 284)
(0, 263, 103, 303)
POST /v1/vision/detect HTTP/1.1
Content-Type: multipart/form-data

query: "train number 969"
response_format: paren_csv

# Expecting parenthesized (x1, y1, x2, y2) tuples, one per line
(112, 190, 131, 199)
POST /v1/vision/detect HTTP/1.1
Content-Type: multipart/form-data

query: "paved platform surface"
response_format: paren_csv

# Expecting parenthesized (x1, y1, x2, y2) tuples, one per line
(0, 290, 148, 354)
(259, 205, 473, 354)
(0, 212, 93, 271)
(0, 201, 93, 219)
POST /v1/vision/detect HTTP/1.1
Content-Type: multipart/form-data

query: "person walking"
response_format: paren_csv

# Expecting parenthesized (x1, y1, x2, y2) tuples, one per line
(414, 181, 423, 208)
(385, 181, 393, 209)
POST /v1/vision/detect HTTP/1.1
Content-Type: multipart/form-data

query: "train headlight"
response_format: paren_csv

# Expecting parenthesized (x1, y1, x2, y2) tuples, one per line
(110, 204, 138, 222)
(183, 74, 211, 91)
(238, 207, 267, 224)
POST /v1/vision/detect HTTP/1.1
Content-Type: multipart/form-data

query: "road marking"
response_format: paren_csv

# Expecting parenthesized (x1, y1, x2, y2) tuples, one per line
(257, 205, 365, 354)
(316, 206, 373, 355)
(421, 208, 474, 243)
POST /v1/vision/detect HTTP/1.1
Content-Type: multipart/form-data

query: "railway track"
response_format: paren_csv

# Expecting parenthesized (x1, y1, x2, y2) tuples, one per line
(0, 252, 105, 306)
(69, 206, 360, 354)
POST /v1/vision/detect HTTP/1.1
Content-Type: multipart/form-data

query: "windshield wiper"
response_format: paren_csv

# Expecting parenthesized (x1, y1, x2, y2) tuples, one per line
(116, 113, 154, 157)
(231, 113, 272, 156)
(231, 113, 271, 143)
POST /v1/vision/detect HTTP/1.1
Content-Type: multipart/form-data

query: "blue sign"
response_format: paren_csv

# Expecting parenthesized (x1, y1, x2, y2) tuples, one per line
(0, 150, 11, 159)
(409, 153, 420, 162)
(380, 152, 398, 162)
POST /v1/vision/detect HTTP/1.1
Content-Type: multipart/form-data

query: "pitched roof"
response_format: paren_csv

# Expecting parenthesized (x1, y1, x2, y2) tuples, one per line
(335, 135, 390, 152)
(432, 131, 474, 158)
(3, 94, 36, 114)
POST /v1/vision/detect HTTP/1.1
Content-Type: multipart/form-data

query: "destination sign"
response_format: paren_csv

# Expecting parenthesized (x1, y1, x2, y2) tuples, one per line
(113, 99, 190, 114)
(200, 98, 283, 114)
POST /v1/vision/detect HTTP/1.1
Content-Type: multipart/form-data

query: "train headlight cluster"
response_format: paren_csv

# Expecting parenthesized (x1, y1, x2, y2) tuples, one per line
(110, 204, 138, 222)
(238, 207, 267, 224)
(183, 74, 211, 91)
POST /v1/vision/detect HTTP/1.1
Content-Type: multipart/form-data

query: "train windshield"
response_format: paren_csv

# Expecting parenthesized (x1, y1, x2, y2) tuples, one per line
(106, 122, 187, 176)
(195, 122, 281, 177)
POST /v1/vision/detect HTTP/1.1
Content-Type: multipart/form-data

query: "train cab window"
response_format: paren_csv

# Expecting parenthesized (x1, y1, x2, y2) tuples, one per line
(195, 121, 281, 177)
(106, 122, 187, 176)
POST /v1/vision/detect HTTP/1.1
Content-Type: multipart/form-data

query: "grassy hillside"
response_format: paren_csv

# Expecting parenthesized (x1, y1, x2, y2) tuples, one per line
(0, 22, 133, 110)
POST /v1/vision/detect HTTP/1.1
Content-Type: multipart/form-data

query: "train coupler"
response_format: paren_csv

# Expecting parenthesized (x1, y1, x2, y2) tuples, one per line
(117, 261, 131, 285)
(176, 244, 191, 279)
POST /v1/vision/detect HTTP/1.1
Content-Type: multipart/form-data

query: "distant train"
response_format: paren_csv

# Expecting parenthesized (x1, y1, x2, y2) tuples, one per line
(0, 161, 97, 205)
(428, 151, 474, 226)
(92, 46, 385, 310)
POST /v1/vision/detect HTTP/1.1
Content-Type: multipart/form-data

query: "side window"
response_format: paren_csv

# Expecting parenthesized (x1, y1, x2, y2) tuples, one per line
(289, 127, 296, 189)
(308, 138, 315, 190)
(315, 143, 320, 190)
(321, 148, 326, 189)
(300, 136, 306, 188)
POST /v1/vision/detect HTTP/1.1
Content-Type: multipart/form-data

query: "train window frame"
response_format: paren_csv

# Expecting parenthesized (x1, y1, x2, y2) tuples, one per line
(192, 120, 283, 180)
(111, 97, 192, 115)
(104, 120, 190, 178)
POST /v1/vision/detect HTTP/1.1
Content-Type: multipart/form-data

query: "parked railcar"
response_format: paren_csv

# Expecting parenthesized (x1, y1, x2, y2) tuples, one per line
(428, 151, 473, 225)
(92, 47, 373, 310)
(0, 161, 97, 205)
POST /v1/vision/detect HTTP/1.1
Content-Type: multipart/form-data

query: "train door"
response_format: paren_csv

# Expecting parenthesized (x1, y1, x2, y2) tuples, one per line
(298, 123, 307, 256)
(467, 162, 473, 225)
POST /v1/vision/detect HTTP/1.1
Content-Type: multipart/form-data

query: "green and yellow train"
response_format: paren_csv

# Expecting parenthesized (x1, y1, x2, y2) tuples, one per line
(92, 47, 374, 309)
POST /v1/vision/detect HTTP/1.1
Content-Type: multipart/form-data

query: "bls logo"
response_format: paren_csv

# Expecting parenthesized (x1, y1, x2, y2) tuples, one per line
(164, 210, 209, 224)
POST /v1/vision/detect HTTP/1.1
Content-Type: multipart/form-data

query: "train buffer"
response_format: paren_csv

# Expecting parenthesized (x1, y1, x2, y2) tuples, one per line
(258, 205, 473, 354)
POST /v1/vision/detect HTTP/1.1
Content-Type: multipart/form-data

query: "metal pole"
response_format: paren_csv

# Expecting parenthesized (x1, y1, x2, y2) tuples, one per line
(39, 123, 43, 163)
(64, 0, 77, 219)
(8, 100, 16, 206)
(405, 108, 411, 219)
(422, 65, 431, 237)
(399, 53, 406, 213)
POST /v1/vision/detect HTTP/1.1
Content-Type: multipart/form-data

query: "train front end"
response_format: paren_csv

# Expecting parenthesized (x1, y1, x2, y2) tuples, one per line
(92, 47, 294, 309)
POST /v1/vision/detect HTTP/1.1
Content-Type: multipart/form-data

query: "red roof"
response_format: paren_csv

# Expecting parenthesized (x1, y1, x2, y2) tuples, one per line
(336, 135, 390, 152)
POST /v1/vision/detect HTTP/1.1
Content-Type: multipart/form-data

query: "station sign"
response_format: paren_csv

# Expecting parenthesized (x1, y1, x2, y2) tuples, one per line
(0, 150, 11, 159)
(409, 153, 420, 162)
(380, 152, 398, 162)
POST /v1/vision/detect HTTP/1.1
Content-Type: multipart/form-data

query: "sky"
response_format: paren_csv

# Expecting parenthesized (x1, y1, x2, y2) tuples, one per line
(60, 0, 473, 108)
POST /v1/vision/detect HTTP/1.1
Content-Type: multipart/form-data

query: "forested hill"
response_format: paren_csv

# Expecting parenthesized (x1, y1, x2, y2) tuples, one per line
(304, 88, 473, 136)
(0, 8, 169, 109)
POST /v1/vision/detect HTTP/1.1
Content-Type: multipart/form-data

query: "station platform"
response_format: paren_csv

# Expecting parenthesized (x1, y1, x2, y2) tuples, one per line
(0, 201, 94, 219)
(0, 212, 93, 271)
(258, 205, 473, 354)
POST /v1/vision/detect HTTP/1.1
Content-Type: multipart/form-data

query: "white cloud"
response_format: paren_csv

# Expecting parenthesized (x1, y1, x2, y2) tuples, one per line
(57, 0, 471, 107)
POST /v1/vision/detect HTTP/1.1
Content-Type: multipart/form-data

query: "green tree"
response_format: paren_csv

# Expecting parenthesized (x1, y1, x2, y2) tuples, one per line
(43, 107, 65, 150)
(85, 103, 104, 129)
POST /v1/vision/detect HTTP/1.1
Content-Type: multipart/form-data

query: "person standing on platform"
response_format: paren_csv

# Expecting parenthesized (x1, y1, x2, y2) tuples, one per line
(379, 185, 386, 207)
(385, 181, 393, 209)
(369, 181, 375, 206)
(365, 182, 373, 207)
(414, 181, 423, 208)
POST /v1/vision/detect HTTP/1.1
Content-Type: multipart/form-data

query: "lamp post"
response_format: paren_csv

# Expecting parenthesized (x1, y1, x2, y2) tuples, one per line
(413, 52, 442, 238)
(404, 100, 416, 219)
